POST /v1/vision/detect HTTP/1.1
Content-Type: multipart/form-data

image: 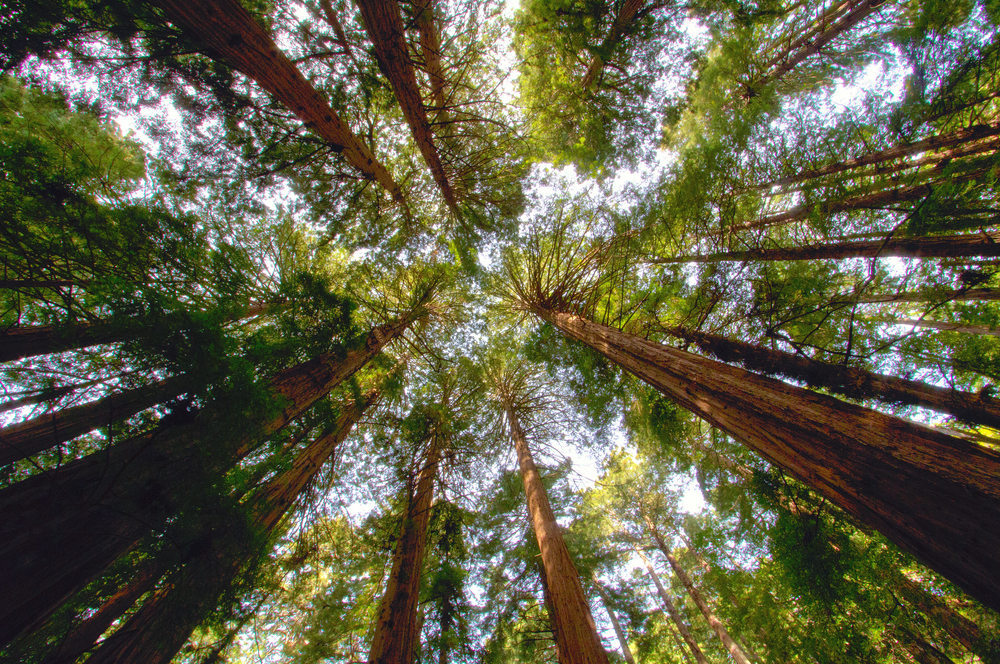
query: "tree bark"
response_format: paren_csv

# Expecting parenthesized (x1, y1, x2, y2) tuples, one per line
(665, 324, 1000, 429)
(368, 434, 442, 664)
(649, 231, 1000, 264)
(649, 528, 751, 664)
(148, 0, 404, 203)
(895, 626, 960, 664)
(0, 375, 190, 466)
(580, 0, 646, 89)
(532, 307, 1000, 613)
(506, 405, 609, 664)
(83, 391, 375, 664)
(0, 385, 77, 415)
(851, 287, 1000, 303)
(0, 310, 421, 649)
(639, 551, 709, 664)
(896, 318, 1000, 336)
(591, 575, 636, 664)
(354, 0, 459, 214)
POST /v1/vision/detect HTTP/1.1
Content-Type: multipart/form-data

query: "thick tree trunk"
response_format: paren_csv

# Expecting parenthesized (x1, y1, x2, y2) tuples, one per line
(580, 0, 646, 89)
(591, 575, 636, 664)
(83, 392, 374, 664)
(506, 406, 609, 664)
(640, 553, 709, 664)
(755, 124, 1000, 190)
(354, 0, 459, 214)
(0, 311, 420, 649)
(649, 529, 751, 664)
(0, 375, 189, 466)
(650, 231, 1000, 264)
(532, 307, 1000, 612)
(368, 435, 442, 664)
(148, 0, 404, 203)
(665, 325, 1000, 429)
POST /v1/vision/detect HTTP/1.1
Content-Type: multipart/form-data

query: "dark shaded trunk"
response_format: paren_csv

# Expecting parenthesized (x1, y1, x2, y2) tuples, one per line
(591, 575, 636, 664)
(84, 392, 375, 664)
(368, 435, 441, 664)
(755, 123, 1000, 190)
(506, 406, 609, 664)
(0, 311, 420, 649)
(0, 375, 189, 466)
(532, 307, 1000, 613)
(148, 0, 404, 203)
(580, 0, 646, 89)
(354, 0, 459, 214)
(0, 384, 77, 415)
(895, 626, 959, 664)
(651, 231, 1000, 264)
(640, 552, 709, 664)
(666, 325, 1000, 429)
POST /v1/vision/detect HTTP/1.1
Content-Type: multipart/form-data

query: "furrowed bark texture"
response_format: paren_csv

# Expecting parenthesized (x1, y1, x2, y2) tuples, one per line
(652, 231, 1000, 264)
(534, 308, 1000, 612)
(580, 0, 645, 89)
(665, 325, 1000, 429)
(85, 393, 373, 664)
(641, 554, 709, 664)
(355, 0, 459, 213)
(149, 0, 404, 203)
(0, 375, 189, 466)
(506, 406, 609, 664)
(0, 313, 418, 648)
(368, 435, 442, 664)
(592, 576, 636, 664)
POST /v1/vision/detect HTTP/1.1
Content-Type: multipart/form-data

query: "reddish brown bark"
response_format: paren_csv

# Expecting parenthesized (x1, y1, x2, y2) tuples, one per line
(650, 231, 1000, 264)
(0, 311, 421, 649)
(367, 435, 442, 664)
(580, 0, 646, 89)
(666, 325, 1000, 429)
(639, 552, 709, 664)
(411, 0, 447, 112)
(319, 0, 358, 64)
(148, 0, 404, 203)
(533, 307, 1000, 612)
(84, 392, 375, 664)
(506, 406, 609, 664)
(355, 0, 459, 214)
(0, 375, 189, 466)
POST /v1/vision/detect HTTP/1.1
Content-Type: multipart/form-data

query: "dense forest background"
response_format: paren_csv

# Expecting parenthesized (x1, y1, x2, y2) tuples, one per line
(2, 0, 1000, 661)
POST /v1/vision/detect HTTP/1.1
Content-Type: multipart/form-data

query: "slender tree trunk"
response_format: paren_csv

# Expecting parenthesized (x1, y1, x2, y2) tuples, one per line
(531, 307, 1000, 613)
(649, 231, 1000, 264)
(84, 391, 375, 664)
(591, 575, 636, 664)
(0, 384, 77, 415)
(506, 405, 609, 664)
(411, 0, 447, 112)
(852, 287, 1000, 303)
(354, 0, 459, 214)
(0, 375, 190, 466)
(895, 626, 959, 664)
(318, 0, 358, 63)
(580, 0, 646, 89)
(639, 552, 709, 664)
(665, 324, 1000, 429)
(649, 528, 751, 664)
(148, 0, 404, 203)
(0, 309, 421, 649)
(755, 124, 1000, 190)
(896, 319, 1000, 336)
(368, 435, 442, 664)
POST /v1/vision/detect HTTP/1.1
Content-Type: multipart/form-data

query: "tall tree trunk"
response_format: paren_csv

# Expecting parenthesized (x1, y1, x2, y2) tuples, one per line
(591, 575, 636, 664)
(368, 434, 442, 664)
(580, 0, 646, 89)
(896, 318, 1000, 336)
(531, 307, 1000, 613)
(0, 375, 190, 466)
(893, 573, 1000, 662)
(851, 287, 1000, 303)
(0, 384, 77, 415)
(639, 551, 709, 664)
(895, 626, 959, 664)
(755, 123, 1000, 190)
(648, 528, 751, 664)
(354, 0, 459, 214)
(506, 405, 609, 664)
(0, 309, 421, 649)
(649, 231, 1000, 264)
(318, 0, 358, 64)
(411, 0, 447, 112)
(665, 324, 1000, 429)
(83, 391, 376, 664)
(147, 0, 404, 203)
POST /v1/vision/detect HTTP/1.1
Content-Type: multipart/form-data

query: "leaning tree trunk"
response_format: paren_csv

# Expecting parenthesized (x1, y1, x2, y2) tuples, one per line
(591, 575, 636, 664)
(368, 434, 442, 664)
(506, 406, 609, 664)
(850, 287, 1000, 304)
(665, 324, 1000, 429)
(580, 0, 646, 89)
(896, 318, 1000, 336)
(0, 375, 190, 466)
(84, 391, 376, 664)
(0, 384, 77, 415)
(148, 0, 403, 203)
(638, 551, 709, 664)
(531, 306, 1000, 613)
(355, 0, 459, 214)
(650, 231, 1000, 264)
(648, 527, 751, 664)
(0, 309, 421, 649)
